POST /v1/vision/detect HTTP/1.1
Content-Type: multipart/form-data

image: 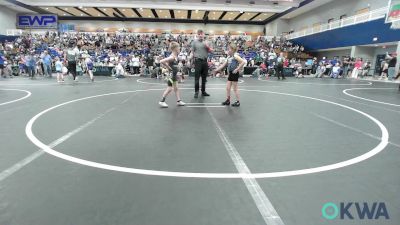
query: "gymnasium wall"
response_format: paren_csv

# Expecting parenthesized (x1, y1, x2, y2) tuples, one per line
(0, 7, 17, 35)
(60, 20, 264, 36)
(290, 18, 400, 51)
(285, 0, 388, 33)
(353, 46, 375, 62)
(265, 19, 289, 36)
(314, 48, 351, 60)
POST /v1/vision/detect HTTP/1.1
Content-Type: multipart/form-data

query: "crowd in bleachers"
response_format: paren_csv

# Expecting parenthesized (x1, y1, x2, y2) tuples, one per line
(0, 30, 310, 80)
(306, 54, 398, 81)
(0, 31, 397, 82)
(249, 53, 399, 82)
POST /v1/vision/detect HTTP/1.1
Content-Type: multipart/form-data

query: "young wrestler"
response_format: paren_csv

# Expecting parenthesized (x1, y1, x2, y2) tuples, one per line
(158, 42, 186, 108)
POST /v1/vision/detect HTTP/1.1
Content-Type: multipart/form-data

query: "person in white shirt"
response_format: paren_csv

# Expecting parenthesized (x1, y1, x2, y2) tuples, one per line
(115, 61, 125, 79)
(268, 49, 277, 73)
(330, 63, 341, 79)
(55, 57, 64, 83)
(294, 60, 303, 78)
(131, 55, 140, 75)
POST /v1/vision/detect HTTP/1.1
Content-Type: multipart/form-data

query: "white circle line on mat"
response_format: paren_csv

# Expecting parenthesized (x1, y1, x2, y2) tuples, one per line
(25, 88, 389, 179)
(260, 79, 373, 86)
(0, 89, 31, 106)
(0, 78, 117, 86)
(137, 78, 244, 86)
(343, 88, 400, 107)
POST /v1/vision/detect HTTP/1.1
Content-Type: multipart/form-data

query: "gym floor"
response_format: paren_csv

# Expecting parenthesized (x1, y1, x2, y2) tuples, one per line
(0, 75, 399, 225)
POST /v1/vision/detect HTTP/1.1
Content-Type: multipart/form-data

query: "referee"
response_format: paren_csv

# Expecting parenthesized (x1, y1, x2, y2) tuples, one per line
(191, 29, 211, 98)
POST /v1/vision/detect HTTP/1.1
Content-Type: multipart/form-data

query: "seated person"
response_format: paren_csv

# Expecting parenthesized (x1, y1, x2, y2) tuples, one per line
(330, 63, 341, 79)
(294, 60, 303, 78)
(315, 62, 326, 78)
(115, 61, 125, 78)
(361, 61, 371, 78)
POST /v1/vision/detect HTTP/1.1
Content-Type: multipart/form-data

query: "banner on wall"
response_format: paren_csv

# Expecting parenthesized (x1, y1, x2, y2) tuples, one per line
(17, 14, 58, 29)
(386, 0, 400, 23)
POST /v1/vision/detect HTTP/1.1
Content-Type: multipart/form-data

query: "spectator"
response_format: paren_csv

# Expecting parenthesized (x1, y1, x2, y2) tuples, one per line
(351, 58, 363, 79)
(55, 57, 64, 83)
(315, 62, 326, 78)
(294, 59, 303, 78)
(361, 61, 371, 78)
(330, 63, 341, 79)
(386, 52, 397, 81)
(276, 52, 286, 80)
(0, 52, 5, 77)
(42, 50, 52, 78)
(115, 61, 125, 79)
(342, 56, 351, 78)
(380, 60, 389, 80)
(26, 50, 37, 79)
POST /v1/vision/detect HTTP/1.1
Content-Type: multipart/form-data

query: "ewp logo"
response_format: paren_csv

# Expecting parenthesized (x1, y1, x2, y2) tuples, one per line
(17, 14, 58, 29)
(322, 202, 389, 220)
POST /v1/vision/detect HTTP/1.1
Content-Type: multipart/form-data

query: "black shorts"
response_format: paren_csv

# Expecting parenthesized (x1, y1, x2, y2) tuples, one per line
(0, 64, 4, 69)
(228, 72, 239, 82)
(167, 74, 177, 87)
(67, 61, 77, 75)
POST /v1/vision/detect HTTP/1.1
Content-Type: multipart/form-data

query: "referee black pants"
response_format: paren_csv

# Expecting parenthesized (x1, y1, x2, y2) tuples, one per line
(194, 58, 208, 93)
(68, 61, 77, 80)
(277, 64, 285, 79)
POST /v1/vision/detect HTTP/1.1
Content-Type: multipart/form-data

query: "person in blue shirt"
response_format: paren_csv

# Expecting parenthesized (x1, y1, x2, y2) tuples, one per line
(26, 51, 37, 79)
(42, 50, 53, 78)
(0, 52, 5, 77)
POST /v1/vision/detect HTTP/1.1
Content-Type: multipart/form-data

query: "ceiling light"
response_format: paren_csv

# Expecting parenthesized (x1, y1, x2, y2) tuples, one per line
(230, 12, 233, 14)
(84, 8, 87, 11)
(140, 8, 143, 11)
(81, 14, 83, 16)
(148, 15, 151, 17)
(195, 9, 199, 13)
(78, 6, 83, 9)
(240, 11, 243, 13)
(65, 8, 68, 10)
(98, 14, 101, 16)
(178, 10, 181, 13)
(103, 8, 106, 11)
(159, 10, 163, 12)
(165, 16, 167, 18)
(45, 7, 49, 10)
(63, 13, 66, 15)
(213, 12, 215, 14)
(122, 9, 125, 11)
